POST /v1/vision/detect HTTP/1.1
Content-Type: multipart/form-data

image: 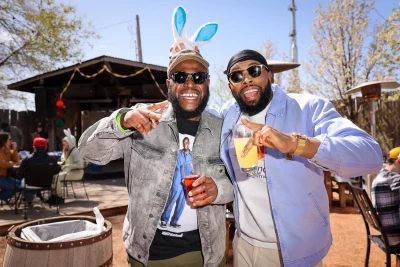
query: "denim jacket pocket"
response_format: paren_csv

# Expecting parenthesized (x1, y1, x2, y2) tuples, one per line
(131, 141, 165, 160)
(131, 141, 165, 180)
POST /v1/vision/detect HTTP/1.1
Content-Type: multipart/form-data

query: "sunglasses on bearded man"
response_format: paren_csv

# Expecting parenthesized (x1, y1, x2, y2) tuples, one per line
(228, 64, 269, 84)
(170, 71, 209, 85)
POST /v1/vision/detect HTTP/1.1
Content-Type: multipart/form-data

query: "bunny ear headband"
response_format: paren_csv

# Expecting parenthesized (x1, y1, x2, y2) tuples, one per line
(170, 6, 218, 54)
(63, 128, 72, 139)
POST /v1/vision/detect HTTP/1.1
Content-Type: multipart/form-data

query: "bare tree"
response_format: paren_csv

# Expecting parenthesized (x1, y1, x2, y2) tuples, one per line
(208, 66, 233, 111)
(304, 0, 400, 149)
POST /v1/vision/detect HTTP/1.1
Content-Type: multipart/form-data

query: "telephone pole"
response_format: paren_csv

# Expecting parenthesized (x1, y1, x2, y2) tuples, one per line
(288, 0, 298, 63)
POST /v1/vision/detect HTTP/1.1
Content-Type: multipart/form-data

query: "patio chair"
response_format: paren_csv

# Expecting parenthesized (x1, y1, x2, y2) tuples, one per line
(332, 175, 362, 207)
(348, 183, 400, 267)
(17, 163, 61, 219)
(59, 169, 89, 201)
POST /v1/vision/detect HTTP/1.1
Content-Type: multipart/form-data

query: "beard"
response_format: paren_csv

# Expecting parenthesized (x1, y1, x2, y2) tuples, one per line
(232, 81, 272, 116)
(168, 84, 210, 120)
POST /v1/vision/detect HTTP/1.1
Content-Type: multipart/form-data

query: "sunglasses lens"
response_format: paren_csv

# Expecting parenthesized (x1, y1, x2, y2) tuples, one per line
(192, 72, 207, 84)
(248, 66, 262, 78)
(229, 72, 244, 83)
(172, 72, 189, 84)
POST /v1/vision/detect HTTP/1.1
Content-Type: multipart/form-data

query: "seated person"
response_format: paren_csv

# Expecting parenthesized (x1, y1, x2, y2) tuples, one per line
(372, 146, 400, 246)
(18, 138, 60, 204)
(0, 132, 20, 203)
(47, 129, 84, 205)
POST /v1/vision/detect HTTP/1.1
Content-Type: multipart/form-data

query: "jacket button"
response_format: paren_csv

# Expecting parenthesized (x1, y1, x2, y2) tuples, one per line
(156, 192, 160, 197)
(164, 170, 168, 174)
(149, 214, 153, 218)
(143, 235, 147, 239)
(138, 255, 141, 259)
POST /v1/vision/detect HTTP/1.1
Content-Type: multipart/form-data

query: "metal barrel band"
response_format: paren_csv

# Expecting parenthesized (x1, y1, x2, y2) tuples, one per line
(98, 255, 113, 267)
(7, 228, 112, 250)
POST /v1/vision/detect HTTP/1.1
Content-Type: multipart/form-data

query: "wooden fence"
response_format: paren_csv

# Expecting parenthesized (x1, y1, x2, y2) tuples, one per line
(0, 109, 37, 151)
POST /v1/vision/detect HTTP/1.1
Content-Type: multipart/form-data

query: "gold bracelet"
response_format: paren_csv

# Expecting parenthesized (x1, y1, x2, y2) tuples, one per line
(291, 133, 307, 156)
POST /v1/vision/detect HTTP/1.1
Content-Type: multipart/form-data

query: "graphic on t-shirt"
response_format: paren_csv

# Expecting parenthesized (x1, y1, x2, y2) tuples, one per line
(248, 146, 266, 179)
(159, 134, 197, 233)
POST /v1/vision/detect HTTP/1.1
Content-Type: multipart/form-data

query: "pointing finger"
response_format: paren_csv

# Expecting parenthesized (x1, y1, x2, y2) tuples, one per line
(140, 110, 162, 121)
(148, 100, 169, 112)
(241, 117, 264, 132)
(241, 137, 255, 158)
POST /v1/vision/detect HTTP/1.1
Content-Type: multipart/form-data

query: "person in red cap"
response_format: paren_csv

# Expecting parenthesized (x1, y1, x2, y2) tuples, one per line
(17, 137, 60, 204)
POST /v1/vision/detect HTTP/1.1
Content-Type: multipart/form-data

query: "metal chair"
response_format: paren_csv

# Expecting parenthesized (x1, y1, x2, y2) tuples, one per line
(59, 170, 89, 201)
(348, 183, 400, 267)
(17, 163, 61, 219)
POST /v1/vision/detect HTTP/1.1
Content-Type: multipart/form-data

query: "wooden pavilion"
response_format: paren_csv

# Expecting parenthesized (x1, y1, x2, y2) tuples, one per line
(7, 55, 168, 151)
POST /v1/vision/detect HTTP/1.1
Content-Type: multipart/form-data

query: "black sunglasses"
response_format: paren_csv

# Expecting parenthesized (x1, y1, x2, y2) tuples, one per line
(171, 71, 209, 85)
(228, 64, 269, 84)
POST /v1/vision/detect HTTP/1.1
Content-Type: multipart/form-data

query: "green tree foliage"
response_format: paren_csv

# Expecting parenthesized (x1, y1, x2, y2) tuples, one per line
(0, 0, 99, 80)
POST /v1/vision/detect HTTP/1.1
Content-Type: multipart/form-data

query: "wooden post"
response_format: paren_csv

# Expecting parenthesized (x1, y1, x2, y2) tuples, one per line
(48, 119, 55, 151)
(324, 171, 332, 210)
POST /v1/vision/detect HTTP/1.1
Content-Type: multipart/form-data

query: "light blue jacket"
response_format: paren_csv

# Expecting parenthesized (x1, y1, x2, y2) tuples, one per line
(219, 85, 382, 267)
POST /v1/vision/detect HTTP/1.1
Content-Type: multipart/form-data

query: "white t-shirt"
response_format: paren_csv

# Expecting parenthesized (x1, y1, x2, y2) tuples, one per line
(232, 103, 278, 249)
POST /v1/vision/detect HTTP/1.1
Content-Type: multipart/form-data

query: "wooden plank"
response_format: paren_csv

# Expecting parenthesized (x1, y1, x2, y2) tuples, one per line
(0, 110, 9, 124)
(10, 111, 17, 126)
(338, 183, 347, 208)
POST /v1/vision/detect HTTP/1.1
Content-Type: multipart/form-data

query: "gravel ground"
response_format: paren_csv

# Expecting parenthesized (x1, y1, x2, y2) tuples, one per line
(1, 211, 398, 266)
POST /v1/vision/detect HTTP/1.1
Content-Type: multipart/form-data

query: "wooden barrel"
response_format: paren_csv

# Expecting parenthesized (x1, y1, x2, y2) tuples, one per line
(2, 216, 113, 267)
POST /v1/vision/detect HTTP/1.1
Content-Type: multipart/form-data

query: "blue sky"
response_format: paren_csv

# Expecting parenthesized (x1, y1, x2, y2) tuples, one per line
(65, 0, 397, 81)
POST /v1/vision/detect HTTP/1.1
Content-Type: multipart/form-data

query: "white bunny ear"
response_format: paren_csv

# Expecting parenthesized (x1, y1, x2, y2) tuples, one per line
(63, 128, 72, 138)
(189, 22, 218, 47)
(172, 6, 188, 40)
(171, 6, 189, 53)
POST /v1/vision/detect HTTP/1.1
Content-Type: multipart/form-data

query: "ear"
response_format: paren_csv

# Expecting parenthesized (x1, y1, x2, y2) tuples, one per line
(189, 22, 218, 47)
(166, 79, 171, 88)
(172, 6, 188, 41)
(228, 83, 233, 91)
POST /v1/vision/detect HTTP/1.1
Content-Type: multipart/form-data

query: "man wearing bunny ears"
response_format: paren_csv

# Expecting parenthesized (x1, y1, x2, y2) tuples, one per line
(217, 49, 383, 267)
(79, 48, 232, 267)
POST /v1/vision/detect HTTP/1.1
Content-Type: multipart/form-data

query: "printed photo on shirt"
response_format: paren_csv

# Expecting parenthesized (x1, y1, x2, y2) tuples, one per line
(158, 134, 198, 233)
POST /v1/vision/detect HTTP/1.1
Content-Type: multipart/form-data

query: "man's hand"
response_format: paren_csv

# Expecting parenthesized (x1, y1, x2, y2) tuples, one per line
(187, 176, 218, 207)
(122, 100, 168, 134)
(241, 117, 297, 157)
(170, 43, 200, 56)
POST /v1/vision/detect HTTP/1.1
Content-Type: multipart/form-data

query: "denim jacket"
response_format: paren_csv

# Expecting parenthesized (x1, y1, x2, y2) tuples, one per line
(219, 85, 382, 267)
(78, 104, 233, 267)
